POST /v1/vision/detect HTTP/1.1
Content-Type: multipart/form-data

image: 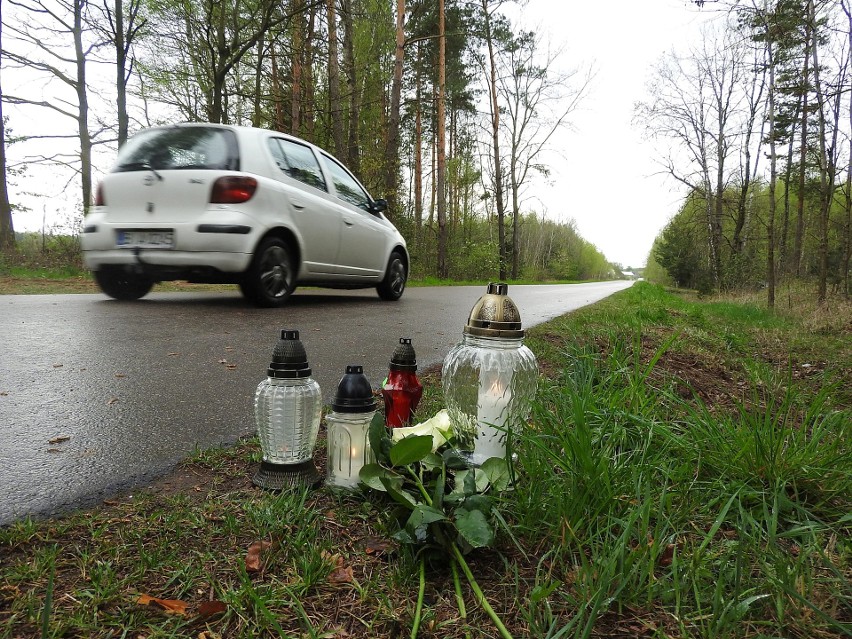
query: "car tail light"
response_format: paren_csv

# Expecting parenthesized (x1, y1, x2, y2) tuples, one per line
(210, 176, 258, 204)
(94, 182, 105, 207)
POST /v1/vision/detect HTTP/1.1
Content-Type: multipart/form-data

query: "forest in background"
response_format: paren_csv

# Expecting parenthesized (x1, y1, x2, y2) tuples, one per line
(0, 0, 620, 283)
(638, 0, 852, 303)
(2, 1, 849, 297)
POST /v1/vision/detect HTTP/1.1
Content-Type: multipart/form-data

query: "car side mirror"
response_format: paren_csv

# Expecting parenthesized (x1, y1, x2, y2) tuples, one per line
(369, 198, 388, 214)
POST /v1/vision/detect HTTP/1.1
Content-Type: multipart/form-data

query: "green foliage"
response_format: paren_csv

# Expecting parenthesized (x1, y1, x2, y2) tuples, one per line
(361, 412, 509, 555)
(360, 412, 515, 637)
(0, 232, 84, 274)
(514, 282, 850, 637)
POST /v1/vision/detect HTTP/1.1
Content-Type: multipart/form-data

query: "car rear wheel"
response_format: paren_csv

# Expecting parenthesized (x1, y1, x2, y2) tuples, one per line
(377, 251, 407, 301)
(241, 237, 296, 307)
(94, 268, 154, 301)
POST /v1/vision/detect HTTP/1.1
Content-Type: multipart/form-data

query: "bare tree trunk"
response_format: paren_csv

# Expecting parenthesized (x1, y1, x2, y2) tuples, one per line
(436, 0, 448, 278)
(304, 5, 316, 141)
(414, 43, 423, 244)
(808, 0, 836, 303)
(794, 26, 810, 278)
(73, 0, 93, 217)
(291, 3, 303, 136)
(767, 41, 777, 309)
(113, 0, 127, 146)
(779, 106, 799, 276)
(326, 0, 345, 158)
(482, 0, 506, 280)
(252, 35, 265, 127)
(383, 0, 405, 220)
(106, 0, 144, 147)
(0, 7, 14, 250)
(844, 0, 852, 297)
(511, 163, 520, 278)
(271, 46, 286, 131)
(341, 0, 360, 173)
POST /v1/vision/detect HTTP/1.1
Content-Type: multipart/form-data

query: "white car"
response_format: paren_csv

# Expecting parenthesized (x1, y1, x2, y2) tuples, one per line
(81, 123, 409, 307)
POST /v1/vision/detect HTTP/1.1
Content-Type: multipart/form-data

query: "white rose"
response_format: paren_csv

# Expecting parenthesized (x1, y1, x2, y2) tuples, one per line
(391, 409, 452, 452)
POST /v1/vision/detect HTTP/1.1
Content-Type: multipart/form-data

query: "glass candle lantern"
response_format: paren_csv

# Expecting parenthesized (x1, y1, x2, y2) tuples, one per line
(253, 329, 322, 489)
(382, 337, 423, 428)
(442, 283, 538, 466)
(326, 365, 377, 488)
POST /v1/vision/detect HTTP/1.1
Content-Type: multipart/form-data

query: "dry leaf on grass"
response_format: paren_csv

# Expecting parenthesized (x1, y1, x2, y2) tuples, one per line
(137, 594, 189, 615)
(245, 540, 273, 572)
(137, 594, 226, 619)
(48, 435, 70, 444)
(363, 537, 394, 556)
(197, 600, 228, 617)
(323, 552, 354, 585)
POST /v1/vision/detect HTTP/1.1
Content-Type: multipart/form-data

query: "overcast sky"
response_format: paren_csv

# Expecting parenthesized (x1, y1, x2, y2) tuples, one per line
(6, 0, 717, 270)
(507, 0, 717, 268)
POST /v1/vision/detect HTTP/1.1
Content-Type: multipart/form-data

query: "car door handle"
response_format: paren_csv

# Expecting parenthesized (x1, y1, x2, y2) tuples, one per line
(291, 199, 306, 210)
(343, 218, 354, 227)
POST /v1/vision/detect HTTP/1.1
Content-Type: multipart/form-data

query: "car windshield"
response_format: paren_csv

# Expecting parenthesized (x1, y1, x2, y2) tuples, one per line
(114, 127, 239, 172)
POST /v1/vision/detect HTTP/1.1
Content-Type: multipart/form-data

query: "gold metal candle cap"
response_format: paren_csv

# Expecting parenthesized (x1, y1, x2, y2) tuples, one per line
(463, 282, 524, 338)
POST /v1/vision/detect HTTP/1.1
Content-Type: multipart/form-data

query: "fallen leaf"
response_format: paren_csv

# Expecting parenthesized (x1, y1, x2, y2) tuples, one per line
(225, 346, 234, 351)
(328, 565, 354, 585)
(658, 544, 676, 567)
(197, 601, 227, 618)
(0, 391, 8, 396)
(218, 358, 228, 364)
(226, 363, 237, 370)
(137, 594, 188, 615)
(168, 352, 180, 356)
(53, 363, 63, 368)
(245, 540, 273, 573)
(107, 397, 119, 405)
(115, 373, 126, 378)
(364, 537, 394, 556)
(323, 552, 353, 584)
(48, 435, 70, 444)
(47, 448, 62, 453)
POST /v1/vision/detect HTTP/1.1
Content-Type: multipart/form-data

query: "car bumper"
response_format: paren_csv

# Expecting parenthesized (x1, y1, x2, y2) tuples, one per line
(81, 218, 257, 273)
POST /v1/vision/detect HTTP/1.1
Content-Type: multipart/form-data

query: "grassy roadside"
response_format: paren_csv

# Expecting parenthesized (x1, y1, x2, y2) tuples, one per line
(1, 283, 849, 638)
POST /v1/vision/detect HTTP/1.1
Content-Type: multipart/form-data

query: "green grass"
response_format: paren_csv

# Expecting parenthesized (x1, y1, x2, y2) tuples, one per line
(1, 282, 849, 638)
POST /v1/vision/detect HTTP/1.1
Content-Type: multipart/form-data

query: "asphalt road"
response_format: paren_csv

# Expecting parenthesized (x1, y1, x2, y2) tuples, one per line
(0, 281, 632, 524)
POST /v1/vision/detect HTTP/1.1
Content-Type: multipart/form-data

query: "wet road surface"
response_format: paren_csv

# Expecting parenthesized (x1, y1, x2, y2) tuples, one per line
(0, 281, 632, 524)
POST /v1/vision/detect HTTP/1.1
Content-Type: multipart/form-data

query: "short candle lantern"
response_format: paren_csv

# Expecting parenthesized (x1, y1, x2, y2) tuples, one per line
(253, 329, 322, 489)
(326, 365, 377, 488)
(382, 338, 423, 428)
(442, 282, 538, 465)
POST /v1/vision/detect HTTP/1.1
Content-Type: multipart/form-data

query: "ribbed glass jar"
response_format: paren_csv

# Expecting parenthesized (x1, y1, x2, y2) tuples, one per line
(326, 410, 376, 488)
(254, 376, 322, 465)
(442, 334, 538, 465)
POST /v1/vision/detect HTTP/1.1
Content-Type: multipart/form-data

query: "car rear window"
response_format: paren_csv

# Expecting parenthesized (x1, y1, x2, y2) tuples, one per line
(114, 127, 239, 172)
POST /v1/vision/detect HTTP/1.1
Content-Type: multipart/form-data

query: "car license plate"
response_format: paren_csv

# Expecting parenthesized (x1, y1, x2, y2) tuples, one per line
(116, 229, 174, 249)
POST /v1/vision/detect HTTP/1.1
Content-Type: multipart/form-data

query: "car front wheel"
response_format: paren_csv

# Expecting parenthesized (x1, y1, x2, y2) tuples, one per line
(377, 251, 407, 301)
(241, 237, 296, 307)
(94, 268, 154, 301)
